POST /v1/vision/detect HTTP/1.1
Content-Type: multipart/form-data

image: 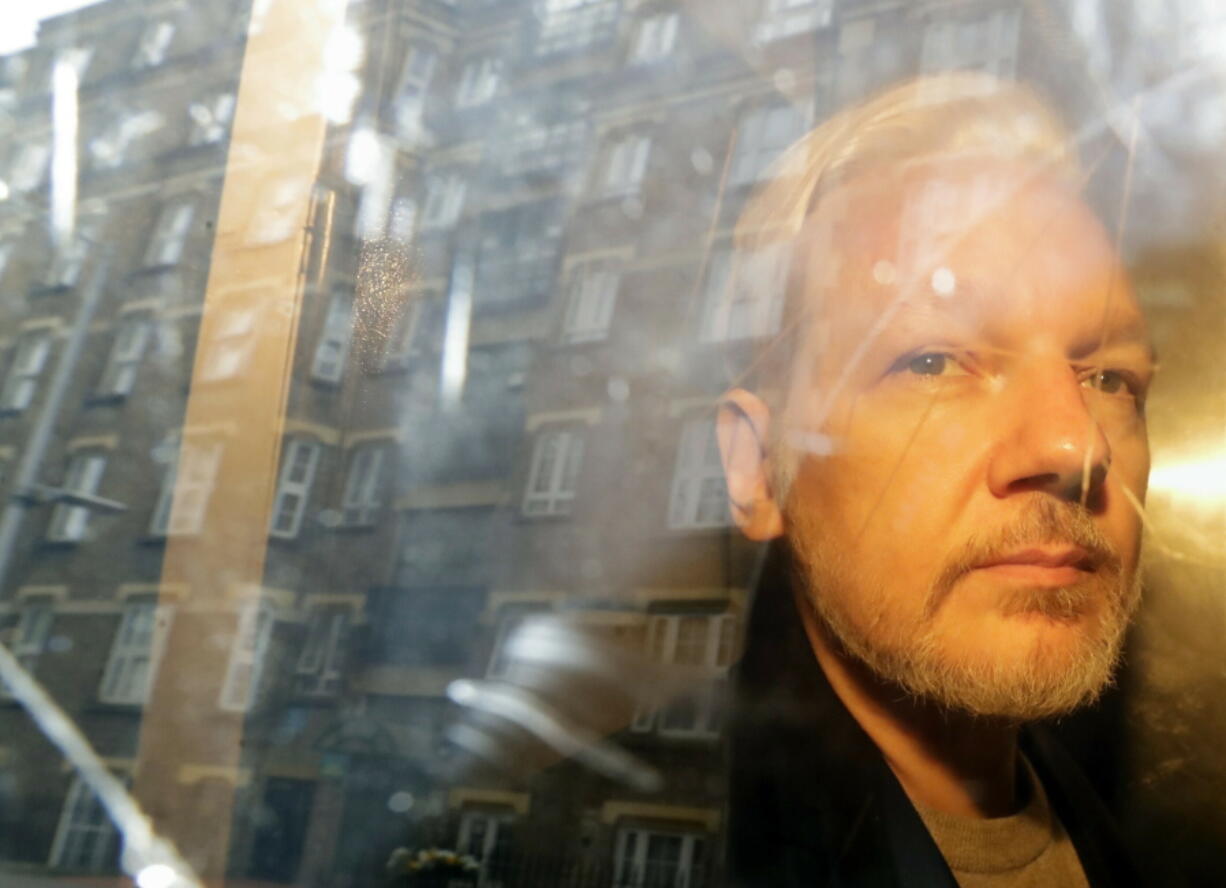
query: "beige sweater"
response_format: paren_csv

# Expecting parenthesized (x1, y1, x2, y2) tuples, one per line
(914, 757, 1091, 888)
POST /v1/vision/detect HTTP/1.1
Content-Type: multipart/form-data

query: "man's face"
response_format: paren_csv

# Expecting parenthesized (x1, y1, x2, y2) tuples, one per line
(779, 160, 1153, 719)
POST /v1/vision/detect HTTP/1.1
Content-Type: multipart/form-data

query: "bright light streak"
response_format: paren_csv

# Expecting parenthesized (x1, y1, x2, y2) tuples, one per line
(136, 864, 178, 888)
(51, 56, 79, 246)
(1148, 452, 1226, 506)
(345, 127, 381, 185)
(440, 251, 475, 410)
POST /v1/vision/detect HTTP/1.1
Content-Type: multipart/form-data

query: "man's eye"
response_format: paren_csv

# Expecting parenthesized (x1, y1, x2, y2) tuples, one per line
(892, 352, 967, 377)
(1083, 369, 1134, 397)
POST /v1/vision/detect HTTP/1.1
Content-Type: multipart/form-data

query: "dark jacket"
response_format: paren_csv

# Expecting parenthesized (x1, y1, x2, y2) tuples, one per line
(727, 542, 1139, 888)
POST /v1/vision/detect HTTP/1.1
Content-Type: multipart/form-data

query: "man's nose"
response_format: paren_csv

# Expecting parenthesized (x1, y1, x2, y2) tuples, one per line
(986, 365, 1112, 507)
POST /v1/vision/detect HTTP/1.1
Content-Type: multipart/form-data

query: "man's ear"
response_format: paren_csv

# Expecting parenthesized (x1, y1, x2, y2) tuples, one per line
(716, 388, 784, 541)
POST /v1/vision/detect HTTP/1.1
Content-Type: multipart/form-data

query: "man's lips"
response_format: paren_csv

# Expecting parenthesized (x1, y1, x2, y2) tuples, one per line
(970, 546, 1096, 586)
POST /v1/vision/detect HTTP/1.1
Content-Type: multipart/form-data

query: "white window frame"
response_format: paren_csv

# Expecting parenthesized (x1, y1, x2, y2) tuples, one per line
(200, 305, 259, 383)
(536, 0, 619, 55)
(134, 21, 175, 68)
(10, 141, 49, 192)
(601, 133, 651, 197)
(187, 93, 236, 147)
(561, 261, 619, 343)
(633, 613, 735, 738)
(245, 177, 311, 246)
(87, 110, 162, 172)
(667, 417, 728, 530)
(697, 246, 787, 344)
(381, 292, 434, 369)
(144, 200, 195, 268)
(296, 607, 350, 696)
(310, 292, 353, 383)
(393, 46, 437, 140)
(149, 440, 223, 537)
(420, 174, 466, 229)
(269, 438, 322, 538)
(340, 444, 385, 526)
(920, 8, 1021, 80)
(98, 599, 173, 706)
(46, 231, 93, 288)
(630, 12, 679, 63)
(1, 597, 55, 697)
(455, 57, 501, 107)
(754, 0, 832, 43)
(614, 827, 707, 888)
(97, 314, 151, 399)
(1, 330, 53, 413)
(729, 103, 809, 185)
(48, 774, 123, 872)
(522, 428, 584, 517)
(219, 601, 274, 712)
(47, 451, 108, 543)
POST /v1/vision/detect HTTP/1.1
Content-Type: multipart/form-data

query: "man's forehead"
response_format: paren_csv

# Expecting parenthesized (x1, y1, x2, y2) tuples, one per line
(792, 158, 1135, 331)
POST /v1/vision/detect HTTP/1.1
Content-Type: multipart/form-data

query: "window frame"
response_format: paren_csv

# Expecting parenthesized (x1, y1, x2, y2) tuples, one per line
(310, 291, 354, 384)
(522, 427, 585, 517)
(47, 450, 109, 543)
(613, 827, 708, 888)
(600, 132, 651, 197)
(269, 438, 322, 539)
(632, 612, 734, 738)
(96, 314, 151, 399)
(1, 597, 55, 697)
(0, 329, 53, 414)
(295, 606, 350, 696)
(97, 599, 174, 706)
(134, 21, 176, 68)
(560, 260, 619, 343)
(144, 200, 196, 269)
(48, 774, 123, 872)
(219, 601, 275, 712)
(666, 417, 729, 530)
(728, 102, 810, 185)
(340, 443, 386, 527)
(148, 439, 224, 537)
(629, 11, 679, 63)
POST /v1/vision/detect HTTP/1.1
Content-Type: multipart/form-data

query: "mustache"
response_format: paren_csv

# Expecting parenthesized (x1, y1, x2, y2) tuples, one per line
(925, 497, 1124, 620)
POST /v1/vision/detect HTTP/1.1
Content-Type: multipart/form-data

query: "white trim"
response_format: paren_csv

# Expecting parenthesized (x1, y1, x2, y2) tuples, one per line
(98, 599, 174, 706)
(522, 428, 583, 517)
(340, 444, 385, 526)
(97, 314, 151, 398)
(0, 330, 53, 413)
(310, 292, 353, 384)
(48, 774, 123, 871)
(614, 827, 708, 888)
(47, 451, 108, 542)
(667, 418, 728, 530)
(219, 601, 274, 712)
(269, 438, 322, 538)
(144, 200, 195, 268)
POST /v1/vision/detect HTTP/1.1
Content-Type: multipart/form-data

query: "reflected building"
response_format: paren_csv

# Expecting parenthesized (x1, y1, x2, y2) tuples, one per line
(0, 0, 1218, 887)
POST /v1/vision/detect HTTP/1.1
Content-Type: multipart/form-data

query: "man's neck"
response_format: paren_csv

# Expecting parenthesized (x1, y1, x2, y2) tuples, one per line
(799, 600, 1020, 818)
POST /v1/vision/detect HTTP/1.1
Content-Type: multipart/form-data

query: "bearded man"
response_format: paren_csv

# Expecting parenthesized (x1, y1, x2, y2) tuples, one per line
(718, 74, 1151, 887)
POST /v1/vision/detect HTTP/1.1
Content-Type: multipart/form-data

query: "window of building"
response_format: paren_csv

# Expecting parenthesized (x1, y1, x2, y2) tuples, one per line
(420, 174, 467, 230)
(382, 291, 441, 370)
(48, 775, 121, 872)
(523, 428, 584, 517)
(200, 305, 259, 382)
(269, 438, 322, 538)
(9, 141, 49, 192)
(475, 203, 562, 308)
(246, 176, 311, 246)
(614, 828, 708, 888)
(296, 606, 349, 696)
(87, 110, 163, 171)
(45, 229, 93, 289)
(697, 246, 787, 343)
(148, 440, 223, 537)
(98, 598, 173, 705)
(561, 260, 619, 343)
(630, 12, 679, 63)
(633, 612, 734, 737)
(457, 810, 514, 872)
(144, 200, 195, 268)
(219, 601, 274, 712)
(393, 46, 436, 140)
(187, 92, 235, 147)
(47, 451, 108, 543)
(667, 417, 728, 530)
(502, 120, 586, 177)
(340, 443, 385, 526)
(0, 330, 53, 414)
(134, 21, 176, 68)
(536, 0, 619, 56)
(1, 597, 54, 696)
(600, 133, 651, 196)
(754, 0, 832, 44)
(455, 57, 501, 107)
(96, 314, 151, 399)
(921, 8, 1021, 79)
(729, 103, 808, 184)
(310, 292, 353, 383)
